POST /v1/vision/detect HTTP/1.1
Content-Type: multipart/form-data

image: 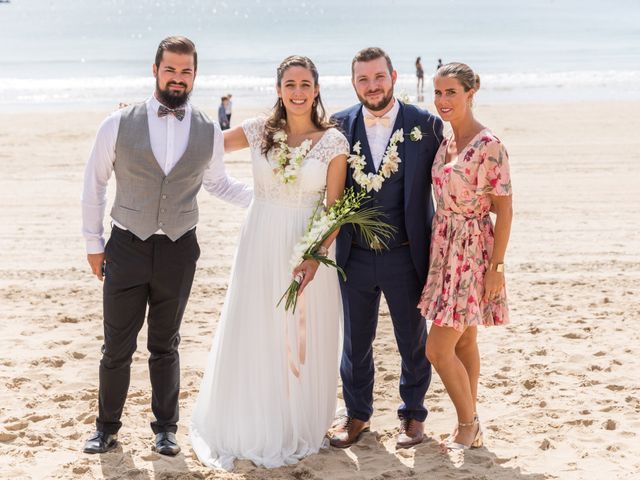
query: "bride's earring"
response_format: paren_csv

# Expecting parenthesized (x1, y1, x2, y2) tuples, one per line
(312, 97, 318, 108)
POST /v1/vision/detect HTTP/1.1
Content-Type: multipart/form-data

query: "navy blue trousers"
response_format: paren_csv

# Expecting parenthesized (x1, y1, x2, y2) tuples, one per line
(339, 245, 431, 422)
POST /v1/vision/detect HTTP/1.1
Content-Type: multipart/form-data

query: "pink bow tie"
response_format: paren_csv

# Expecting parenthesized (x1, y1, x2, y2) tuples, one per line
(364, 115, 390, 128)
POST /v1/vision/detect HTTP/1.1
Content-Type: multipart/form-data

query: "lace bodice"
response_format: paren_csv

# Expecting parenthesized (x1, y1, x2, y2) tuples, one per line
(242, 117, 349, 208)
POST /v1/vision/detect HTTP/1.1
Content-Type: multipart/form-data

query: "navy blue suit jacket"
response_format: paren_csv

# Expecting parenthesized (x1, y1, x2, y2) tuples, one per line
(332, 102, 443, 285)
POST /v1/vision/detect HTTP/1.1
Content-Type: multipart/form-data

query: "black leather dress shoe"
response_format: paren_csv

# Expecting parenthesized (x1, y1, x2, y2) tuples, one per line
(83, 431, 118, 454)
(154, 432, 180, 456)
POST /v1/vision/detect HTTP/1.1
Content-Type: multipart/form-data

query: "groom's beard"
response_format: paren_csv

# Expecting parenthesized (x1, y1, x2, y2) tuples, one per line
(357, 87, 394, 112)
(156, 78, 191, 109)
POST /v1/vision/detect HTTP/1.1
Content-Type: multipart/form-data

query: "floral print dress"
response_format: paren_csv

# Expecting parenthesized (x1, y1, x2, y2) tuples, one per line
(418, 129, 512, 331)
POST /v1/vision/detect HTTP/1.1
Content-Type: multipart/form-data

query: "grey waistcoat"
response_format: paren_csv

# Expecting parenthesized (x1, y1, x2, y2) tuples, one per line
(111, 103, 214, 241)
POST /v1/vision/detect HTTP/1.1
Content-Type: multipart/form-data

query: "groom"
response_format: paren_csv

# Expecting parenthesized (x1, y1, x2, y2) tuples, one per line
(331, 47, 443, 448)
(81, 36, 251, 455)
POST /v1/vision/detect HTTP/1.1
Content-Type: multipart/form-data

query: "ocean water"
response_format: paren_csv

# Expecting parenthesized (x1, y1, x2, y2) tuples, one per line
(2, 0, 639, 110)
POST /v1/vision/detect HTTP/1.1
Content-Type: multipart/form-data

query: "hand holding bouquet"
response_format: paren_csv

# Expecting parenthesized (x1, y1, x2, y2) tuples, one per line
(278, 187, 395, 313)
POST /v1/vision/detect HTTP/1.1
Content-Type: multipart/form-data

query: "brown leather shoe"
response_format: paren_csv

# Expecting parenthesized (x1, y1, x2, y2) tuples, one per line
(396, 418, 424, 448)
(329, 416, 370, 448)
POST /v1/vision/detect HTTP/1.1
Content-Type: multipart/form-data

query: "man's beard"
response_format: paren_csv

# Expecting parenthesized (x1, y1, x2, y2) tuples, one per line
(357, 87, 394, 112)
(156, 78, 191, 109)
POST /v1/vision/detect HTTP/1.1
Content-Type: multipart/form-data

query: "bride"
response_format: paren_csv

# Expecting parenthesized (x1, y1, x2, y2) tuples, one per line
(190, 55, 349, 470)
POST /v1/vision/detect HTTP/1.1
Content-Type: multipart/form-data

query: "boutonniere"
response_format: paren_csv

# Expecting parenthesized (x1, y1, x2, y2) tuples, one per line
(347, 127, 422, 192)
(409, 126, 423, 142)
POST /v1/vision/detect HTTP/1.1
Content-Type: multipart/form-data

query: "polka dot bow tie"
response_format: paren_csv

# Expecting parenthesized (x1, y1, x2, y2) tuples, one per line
(157, 105, 186, 121)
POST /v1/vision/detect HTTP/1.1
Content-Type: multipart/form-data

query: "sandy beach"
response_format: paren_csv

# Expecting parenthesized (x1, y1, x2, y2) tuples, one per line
(1, 101, 639, 480)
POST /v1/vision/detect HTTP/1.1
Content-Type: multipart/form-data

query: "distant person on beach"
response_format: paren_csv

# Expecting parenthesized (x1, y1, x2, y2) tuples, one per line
(419, 62, 513, 450)
(437, 58, 443, 70)
(218, 96, 230, 130)
(225, 93, 233, 124)
(329, 47, 443, 450)
(81, 35, 251, 456)
(416, 56, 424, 92)
(190, 55, 349, 470)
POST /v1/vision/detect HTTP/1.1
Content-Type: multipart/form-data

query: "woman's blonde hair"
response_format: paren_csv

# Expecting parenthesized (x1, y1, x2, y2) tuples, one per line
(435, 62, 480, 92)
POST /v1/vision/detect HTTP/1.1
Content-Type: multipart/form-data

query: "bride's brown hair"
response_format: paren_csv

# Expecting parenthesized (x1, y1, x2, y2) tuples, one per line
(262, 55, 333, 156)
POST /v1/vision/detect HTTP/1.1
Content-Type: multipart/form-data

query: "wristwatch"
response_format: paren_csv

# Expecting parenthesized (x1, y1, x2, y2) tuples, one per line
(490, 262, 504, 273)
(316, 246, 329, 257)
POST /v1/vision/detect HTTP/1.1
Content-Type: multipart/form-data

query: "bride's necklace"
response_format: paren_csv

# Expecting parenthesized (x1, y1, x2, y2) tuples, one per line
(271, 130, 313, 184)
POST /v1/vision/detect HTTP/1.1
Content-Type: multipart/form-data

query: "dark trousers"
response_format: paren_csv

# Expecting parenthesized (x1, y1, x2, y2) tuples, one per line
(96, 226, 200, 434)
(339, 245, 431, 422)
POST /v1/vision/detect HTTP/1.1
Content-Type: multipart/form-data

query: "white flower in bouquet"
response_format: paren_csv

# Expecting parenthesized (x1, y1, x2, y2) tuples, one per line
(278, 188, 396, 313)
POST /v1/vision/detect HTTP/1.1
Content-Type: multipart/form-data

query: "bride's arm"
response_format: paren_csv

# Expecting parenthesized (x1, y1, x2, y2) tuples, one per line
(223, 126, 250, 153)
(294, 153, 347, 294)
(319, 154, 348, 248)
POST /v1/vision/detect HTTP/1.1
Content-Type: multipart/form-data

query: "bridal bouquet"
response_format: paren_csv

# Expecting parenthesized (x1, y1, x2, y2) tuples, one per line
(278, 187, 396, 313)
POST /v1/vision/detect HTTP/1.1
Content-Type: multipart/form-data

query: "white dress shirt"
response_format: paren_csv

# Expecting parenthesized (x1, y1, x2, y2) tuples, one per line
(82, 94, 252, 254)
(363, 98, 400, 170)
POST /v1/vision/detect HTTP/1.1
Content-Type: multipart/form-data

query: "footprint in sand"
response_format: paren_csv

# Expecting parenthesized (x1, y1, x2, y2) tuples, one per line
(75, 412, 95, 424)
(42, 357, 65, 368)
(59, 316, 80, 324)
(72, 465, 90, 475)
(0, 431, 18, 442)
(80, 390, 96, 401)
(54, 393, 74, 402)
(140, 452, 162, 461)
(5, 420, 29, 432)
(563, 332, 586, 339)
(6, 377, 30, 389)
(26, 414, 50, 423)
(61, 418, 75, 428)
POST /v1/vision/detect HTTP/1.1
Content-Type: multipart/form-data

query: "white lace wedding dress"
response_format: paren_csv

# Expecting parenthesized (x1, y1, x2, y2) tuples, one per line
(190, 117, 349, 470)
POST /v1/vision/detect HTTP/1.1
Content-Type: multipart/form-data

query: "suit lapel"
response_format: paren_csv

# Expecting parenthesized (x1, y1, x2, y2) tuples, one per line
(403, 104, 420, 208)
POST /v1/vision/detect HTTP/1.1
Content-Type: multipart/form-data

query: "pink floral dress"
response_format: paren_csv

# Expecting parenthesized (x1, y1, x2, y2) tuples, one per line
(418, 129, 512, 331)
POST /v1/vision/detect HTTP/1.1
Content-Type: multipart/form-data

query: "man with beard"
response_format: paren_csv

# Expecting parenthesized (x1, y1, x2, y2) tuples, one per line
(81, 36, 251, 456)
(330, 47, 443, 449)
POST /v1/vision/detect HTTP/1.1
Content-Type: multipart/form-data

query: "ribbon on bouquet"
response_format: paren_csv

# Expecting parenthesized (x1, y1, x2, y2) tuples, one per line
(286, 273, 307, 378)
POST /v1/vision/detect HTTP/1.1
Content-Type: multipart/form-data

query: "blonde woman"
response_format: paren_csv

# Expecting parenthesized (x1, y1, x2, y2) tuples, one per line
(418, 62, 513, 450)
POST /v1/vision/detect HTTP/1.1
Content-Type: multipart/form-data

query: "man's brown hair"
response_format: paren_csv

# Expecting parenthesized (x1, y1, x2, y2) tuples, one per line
(351, 47, 393, 76)
(155, 36, 198, 70)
